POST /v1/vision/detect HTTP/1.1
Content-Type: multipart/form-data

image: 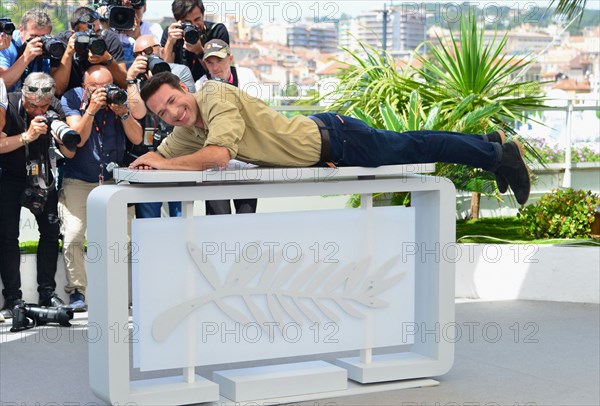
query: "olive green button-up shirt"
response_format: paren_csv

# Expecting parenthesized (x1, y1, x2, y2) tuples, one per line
(157, 81, 322, 167)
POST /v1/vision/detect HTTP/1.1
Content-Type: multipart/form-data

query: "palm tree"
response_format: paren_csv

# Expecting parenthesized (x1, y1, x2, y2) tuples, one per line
(550, 0, 587, 20)
(321, 13, 546, 217)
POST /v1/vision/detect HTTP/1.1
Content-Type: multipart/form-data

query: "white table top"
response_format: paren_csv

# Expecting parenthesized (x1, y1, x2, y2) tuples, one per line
(113, 163, 436, 185)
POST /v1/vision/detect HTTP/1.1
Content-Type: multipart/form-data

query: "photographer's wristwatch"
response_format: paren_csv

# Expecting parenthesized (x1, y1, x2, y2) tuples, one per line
(120, 112, 130, 121)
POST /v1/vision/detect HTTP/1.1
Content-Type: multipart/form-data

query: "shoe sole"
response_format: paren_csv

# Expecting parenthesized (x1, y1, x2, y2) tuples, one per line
(507, 140, 530, 204)
(490, 130, 509, 193)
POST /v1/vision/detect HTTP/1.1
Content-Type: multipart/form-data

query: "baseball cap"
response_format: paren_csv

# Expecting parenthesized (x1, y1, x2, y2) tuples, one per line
(203, 39, 230, 60)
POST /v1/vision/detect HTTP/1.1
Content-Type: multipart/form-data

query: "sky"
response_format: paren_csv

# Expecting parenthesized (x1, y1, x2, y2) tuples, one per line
(144, 0, 585, 23)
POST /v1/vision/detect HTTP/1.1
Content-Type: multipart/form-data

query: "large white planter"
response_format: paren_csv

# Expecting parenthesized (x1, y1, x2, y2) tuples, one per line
(6, 244, 599, 305)
(456, 244, 600, 303)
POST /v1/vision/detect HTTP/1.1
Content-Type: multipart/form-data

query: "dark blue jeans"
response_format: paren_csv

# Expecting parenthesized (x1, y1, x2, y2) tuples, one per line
(311, 113, 502, 171)
(0, 174, 60, 300)
(205, 199, 258, 215)
(135, 201, 182, 218)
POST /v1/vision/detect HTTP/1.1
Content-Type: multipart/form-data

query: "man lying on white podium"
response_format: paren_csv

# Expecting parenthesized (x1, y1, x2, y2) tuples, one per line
(129, 72, 531, 205)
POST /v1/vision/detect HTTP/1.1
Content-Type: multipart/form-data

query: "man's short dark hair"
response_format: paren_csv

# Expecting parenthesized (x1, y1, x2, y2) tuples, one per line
(140, 72, 183, 104)
(70, 6, 95, 29)
(172, 0, 205, 21)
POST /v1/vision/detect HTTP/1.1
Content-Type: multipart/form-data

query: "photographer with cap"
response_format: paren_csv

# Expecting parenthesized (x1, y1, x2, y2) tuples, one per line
(125, 34, 195, 218)
(59, 65, 142, 312)
(195, 39, 259, 215)
(0, 10, 68, 93)
(161, 0, 229, 81)
(0, 73, 75, 318)
(54, 6, 127, 95)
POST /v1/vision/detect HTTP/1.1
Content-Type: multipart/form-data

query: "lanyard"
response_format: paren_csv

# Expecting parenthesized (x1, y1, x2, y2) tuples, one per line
(92, 108, 114, 185)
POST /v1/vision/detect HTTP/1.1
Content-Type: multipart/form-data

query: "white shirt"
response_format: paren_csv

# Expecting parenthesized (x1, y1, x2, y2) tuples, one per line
(0, 78, 7, 110)
(195, 66, 261, 99)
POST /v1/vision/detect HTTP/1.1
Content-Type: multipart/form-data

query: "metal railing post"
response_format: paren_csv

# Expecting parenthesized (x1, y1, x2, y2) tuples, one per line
(562, 99, 573, 188)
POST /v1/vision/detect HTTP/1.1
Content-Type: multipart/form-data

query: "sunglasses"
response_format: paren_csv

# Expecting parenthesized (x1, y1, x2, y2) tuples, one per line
(77, 12, 100, 25)
(133, 44, 159, 58)
(25, 85, 53, 93)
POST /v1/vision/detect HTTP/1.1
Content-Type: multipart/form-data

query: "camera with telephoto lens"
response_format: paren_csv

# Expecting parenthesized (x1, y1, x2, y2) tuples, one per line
(37, 35, 66, 60)
(44, 111, 81, 152)
(141, 55, 171, 78)
(96, 0, 135, 31)
(74, 29, 107, 57)
(10, 302, 74, 332)
(0, 17, 16, 35)
(104, 83, 127, 105)
(179, 21, 201, 45)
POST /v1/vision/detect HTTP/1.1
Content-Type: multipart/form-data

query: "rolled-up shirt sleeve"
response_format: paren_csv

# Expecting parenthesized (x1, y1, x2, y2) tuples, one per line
(157, 126, 206, 159)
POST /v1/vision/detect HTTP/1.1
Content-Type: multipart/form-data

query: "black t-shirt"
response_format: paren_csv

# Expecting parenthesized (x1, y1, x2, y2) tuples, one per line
(160, 21, 229, 81)
(56, 29, 125, 93)
(0, 92, 65, 180)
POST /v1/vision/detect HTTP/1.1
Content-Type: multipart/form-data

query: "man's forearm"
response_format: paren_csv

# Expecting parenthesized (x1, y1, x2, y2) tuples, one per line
(122, 116, 143, 145)
(51, 53, 74, 96)
(160, 145, 231, 171)
(108, 62, 128, 89)
(127, 83, 147, 119)
(0, 57, 28, 88)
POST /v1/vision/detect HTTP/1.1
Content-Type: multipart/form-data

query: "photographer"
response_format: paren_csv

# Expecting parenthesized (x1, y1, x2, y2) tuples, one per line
(0, 10, 68, 93)
(161, 0, 229, 81)
(59, 65, 142, 311)
(118, 0, 163, 67)
(0, 73, 74, 318)
(125, 35, 195, 218)
(54, 6, 127, 95)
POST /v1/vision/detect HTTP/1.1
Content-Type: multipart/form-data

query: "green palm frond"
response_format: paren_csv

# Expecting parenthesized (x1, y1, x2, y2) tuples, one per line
(549, 0, 587, 21)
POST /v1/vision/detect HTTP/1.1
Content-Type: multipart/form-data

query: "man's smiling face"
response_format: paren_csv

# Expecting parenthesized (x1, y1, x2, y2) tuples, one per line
(147, 83, 198, 127)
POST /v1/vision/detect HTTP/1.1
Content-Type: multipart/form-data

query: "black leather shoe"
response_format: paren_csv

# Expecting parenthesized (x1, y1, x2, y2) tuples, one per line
(39, 292, 66, 307)
(497, 140, 531, 205)
(0, 298, 25, 319)
(486, 130, 509, 193)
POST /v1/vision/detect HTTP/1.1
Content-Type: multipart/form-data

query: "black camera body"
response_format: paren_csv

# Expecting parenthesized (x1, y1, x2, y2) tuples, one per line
(96, 0, 136, 31)
(179, 21, 202, 45)
(45, 111, 81, 152)
(105, 83, 127, 105)
(74, 29, 107, 57)
(38, 35, 66, 60)
(20, 185, 48, 215)
(11, 302, 74, 332)
(0, 17, 16, 35)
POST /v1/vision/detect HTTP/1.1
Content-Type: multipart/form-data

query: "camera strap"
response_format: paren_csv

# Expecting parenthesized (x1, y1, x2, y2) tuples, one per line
(19, 99, 56, 190)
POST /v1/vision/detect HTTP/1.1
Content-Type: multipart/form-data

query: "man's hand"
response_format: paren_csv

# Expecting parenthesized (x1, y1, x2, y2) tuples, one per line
(88, 87, 107, 114)
(64, 32, 76, 58)
(108, 103, 128, 117)
(23, 37, 44, 64)
(126, 55, 147, 81)
(129, 151, 165, 170)
(166, 22, 183, 45)
(183, 40, 204, 56)
(25, 115, 48, 142)
(0, 32, 11, 51)
(89, 50, 112, 66)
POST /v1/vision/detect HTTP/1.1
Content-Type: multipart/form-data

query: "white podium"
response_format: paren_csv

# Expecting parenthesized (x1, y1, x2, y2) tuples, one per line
(87, 164, 455, 405)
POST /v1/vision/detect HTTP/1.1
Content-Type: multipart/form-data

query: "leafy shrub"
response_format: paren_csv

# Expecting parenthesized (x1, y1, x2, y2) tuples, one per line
(518, 188, 600, 239)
